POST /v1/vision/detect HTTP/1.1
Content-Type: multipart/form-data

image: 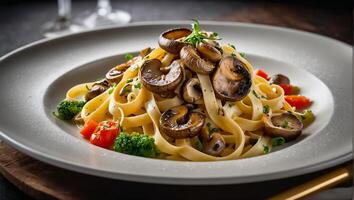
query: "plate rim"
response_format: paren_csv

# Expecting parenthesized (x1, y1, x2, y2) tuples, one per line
(0, 20, 352, 185)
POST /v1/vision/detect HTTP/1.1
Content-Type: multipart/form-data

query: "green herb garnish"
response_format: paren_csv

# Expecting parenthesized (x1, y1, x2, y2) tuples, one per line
(283, 119, 289, 129)
(228, 44, 236, 50)
(263, 105, 270, 114)
(194, 139, 203, 151)
(239, 52, 246, 58)
(125, 53, 134, 61)
(252, 90, 260, 99)
(108, 83, 117, 94)
(119, 85, 131, 96)
(126, 78, 133, 83)
(206, 122, 220, 135)
(263, 145, 270, 154)
(184, 20, 220, 46)
(271, 137, 286, 147)
(134, 82, 142, 89)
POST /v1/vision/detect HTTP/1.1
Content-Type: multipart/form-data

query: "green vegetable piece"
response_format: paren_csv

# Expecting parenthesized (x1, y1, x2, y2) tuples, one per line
(239, 52, 246, 58)
(252, 90, 260, 99)
(54, 100, 85, 120)
(114, 132, 159, 158)
(134, 82, 142, 89)
(263, 145, 270, 154)
(184, 19, 220, 46)
(228, 44, 236, 50)
(283, 119, 289, 129)
(271, 137, 286, 147)
(299, 110, 315, 127)
(125, 53, 134, 61)
(206, 122, 220, 135)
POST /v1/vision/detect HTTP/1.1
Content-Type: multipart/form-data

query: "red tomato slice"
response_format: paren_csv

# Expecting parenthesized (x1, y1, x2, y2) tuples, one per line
(80, 120, 99, 139)
(279, 84, 293, 95)
(285, 95, 312, 109)
(255, 69, 270, 80)
(89, 121, 119, 148)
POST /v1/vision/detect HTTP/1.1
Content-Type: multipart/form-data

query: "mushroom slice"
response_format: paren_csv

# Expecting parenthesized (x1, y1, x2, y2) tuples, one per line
(85, 80, 110, 101)
(203, 133, 226, 156)
(140, 59, 183, 94)
(264, 112, 303, 141)
(180, 45, 215, 74)
(158, 28, 192, 54)
(183, 78, 203, 104)
(269, 74, 290, 85)
(196, 42, 222, 62)
(106, 67, 126, 84)
(159, 105, 205, 139)
(212, 56, 252, 101)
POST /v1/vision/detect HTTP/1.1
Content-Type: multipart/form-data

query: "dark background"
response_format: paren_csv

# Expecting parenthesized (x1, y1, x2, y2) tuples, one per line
(0, 0, 352, 199)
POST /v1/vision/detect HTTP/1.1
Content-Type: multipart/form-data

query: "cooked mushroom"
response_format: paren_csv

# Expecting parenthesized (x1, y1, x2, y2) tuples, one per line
(183, 78, 203, 104)
(159, 105, 205, 139)
(212, 56, 252, 101)
(106, 67, 126, 84)
(158, 28, 192, 54)
(264, 112, 303, 141)
(196, 42, 222, 62)
(269, 74, 290, 85)
(203, 133, 226, 156)
(85, 80, 110, 101)
(180, 45, 215, 74)
(140, 59, 183, 94)
(74, 112, 84, 124)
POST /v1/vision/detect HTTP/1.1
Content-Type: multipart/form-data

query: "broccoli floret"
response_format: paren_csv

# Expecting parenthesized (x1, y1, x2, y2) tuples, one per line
(54, 100, 85, 120)
(114, 132, 159, 158)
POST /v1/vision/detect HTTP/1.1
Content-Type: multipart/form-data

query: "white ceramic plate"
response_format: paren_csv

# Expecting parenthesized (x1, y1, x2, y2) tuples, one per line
(0, 21, 352, 185)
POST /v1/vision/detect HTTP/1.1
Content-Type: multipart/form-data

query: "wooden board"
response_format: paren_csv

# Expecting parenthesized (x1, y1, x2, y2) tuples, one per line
(0, 141, 351, 200)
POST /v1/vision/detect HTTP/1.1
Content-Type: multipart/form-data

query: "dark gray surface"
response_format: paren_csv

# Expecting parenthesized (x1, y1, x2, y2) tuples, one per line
(0, 0, 352, 200)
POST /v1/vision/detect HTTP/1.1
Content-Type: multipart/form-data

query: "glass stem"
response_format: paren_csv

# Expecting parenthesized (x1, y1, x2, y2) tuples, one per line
(58, 0, 72, 21)
(97, 0, 112, 16)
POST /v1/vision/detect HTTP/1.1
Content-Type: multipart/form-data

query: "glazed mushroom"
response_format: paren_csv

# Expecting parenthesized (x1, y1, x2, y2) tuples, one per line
(158, 28, 192, 54)
(264, 112, 303, 141)
(106, 67, 126, 84)
(85, 80, 110, 101)
(269, 74, 290, 85)
(159, 105, 205, 139)
(180, 45, 215, 74)
(196, 42, 222, 62)
(212, 56, 252, 101)
(140, 59, 183, 94)
(203, 133, 226, 156)
(182, 78, 203, 104)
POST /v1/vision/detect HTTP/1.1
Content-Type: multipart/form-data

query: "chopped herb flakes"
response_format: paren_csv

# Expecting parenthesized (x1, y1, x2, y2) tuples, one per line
(228, 44, 236, 50)
(125, 53, 134, 61)
(271, 137, 286, 146)
(240, 52, 246, 58)
(119, 85, 131, 96)
(263, 105, 270, 114)
(252, 90, 260, 99)
(283, 119, 289, 129)
(263, 145, 270, 154)
(206, 122, 220, 135)
(134, 82, 142, 89)
(126, 78, 133, 83)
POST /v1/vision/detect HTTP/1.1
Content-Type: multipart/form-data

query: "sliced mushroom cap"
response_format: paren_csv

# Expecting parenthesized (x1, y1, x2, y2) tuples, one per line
(159, 105, 205, 139)
(196, 42, 222, 62)
(158, 28, 192, 54)
(203, 133, 226, 156)
(85, 80, 110, 101)
(183, 78, 203, 104)
(212, 56, 252, 101)
(269, 74, 290, 85)
(180, 45, 215, 74)
(264, 112, 303, 141)
(140, 59, 183, 94)
(106, 67, 126, 84)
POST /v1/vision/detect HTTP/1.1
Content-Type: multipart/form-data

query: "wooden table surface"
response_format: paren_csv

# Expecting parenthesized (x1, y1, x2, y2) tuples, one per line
(0, 0, 352, 199)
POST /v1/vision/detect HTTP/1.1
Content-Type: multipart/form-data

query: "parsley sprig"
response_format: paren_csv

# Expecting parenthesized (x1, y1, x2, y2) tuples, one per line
(184, 20, 220, 46)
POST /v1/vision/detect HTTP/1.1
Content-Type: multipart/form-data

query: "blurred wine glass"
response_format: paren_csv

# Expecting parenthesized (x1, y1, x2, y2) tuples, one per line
(76, 0, 131, 29)
(41, 0, 82, 38)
